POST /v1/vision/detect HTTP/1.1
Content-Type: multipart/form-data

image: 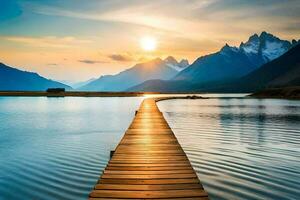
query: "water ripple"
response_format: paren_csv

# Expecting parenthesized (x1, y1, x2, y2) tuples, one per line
(0, 97, 143, 200)
(158, 98, 300, 200)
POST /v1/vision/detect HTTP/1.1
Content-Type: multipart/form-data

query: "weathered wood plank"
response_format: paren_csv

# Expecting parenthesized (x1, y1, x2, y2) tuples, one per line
(98, 178, 201, 185)
(89, 98, 209, 199)
(89, 197, 209, 200)
(94, 183, 202, 190)
(105, 166, 194, 171)
(103, 170, 195, 175)
(90, 189, 208, 198)
(101, 173, 197, 179)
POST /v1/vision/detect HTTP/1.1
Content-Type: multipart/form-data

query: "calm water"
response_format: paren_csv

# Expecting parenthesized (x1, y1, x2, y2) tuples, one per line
(158, 98, 300, 200)
(1, 96, 300, 200)
(0, 97, 143, 199)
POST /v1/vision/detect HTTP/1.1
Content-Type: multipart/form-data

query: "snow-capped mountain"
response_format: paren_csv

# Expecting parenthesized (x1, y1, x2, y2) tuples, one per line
(174, 43, 256, 83)
(81, 32, 298, 92)
(174, 31, 298, 83)
(220, 43, 239, 55)
(129, 43, 300, 93)
(240, 31, 294, 63)
(164, 56, 189, 72)
(238, 43, 300, 90)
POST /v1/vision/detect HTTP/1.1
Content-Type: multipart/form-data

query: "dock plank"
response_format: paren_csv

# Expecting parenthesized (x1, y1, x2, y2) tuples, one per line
(90, 189, 208, 198)
(89, 98, 209, 199)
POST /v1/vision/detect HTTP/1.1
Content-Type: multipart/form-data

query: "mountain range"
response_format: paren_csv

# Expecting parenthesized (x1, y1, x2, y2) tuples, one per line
(129, 32, 299, 92)
(175, 31, 296, 83)
(130, 43, 300, 92)
(79, 57, 189, 91)
(1, 31, 299, 93)
(0, 63, 71, 91)
(73, 78, 96, 89)
(231, 43, 300, 91)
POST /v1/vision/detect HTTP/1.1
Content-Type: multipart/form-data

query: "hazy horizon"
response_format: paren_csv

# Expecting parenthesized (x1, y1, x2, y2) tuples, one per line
(1, 0, 300, 82)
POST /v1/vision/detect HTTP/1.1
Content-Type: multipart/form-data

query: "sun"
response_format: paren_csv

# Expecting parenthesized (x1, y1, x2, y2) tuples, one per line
(140, 36, 157, 51)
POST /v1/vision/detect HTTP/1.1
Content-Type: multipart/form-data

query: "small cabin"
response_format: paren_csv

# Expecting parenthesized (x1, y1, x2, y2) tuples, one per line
(46, 88, 65, 97)
(46, 88, 65, 93)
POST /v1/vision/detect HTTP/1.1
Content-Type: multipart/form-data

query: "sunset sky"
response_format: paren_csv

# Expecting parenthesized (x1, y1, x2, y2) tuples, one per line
(0, 0, 299, 82)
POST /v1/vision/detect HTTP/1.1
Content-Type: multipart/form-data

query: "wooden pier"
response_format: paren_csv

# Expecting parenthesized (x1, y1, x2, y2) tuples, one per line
(89, 98, 209, 199)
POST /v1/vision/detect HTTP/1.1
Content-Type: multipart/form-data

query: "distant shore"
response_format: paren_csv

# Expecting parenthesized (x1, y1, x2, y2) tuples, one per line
(1, 90, 299, 100)
(0, 91, 152, 97)
(0, 91, 208, 97)
(249, 87, 300, 99)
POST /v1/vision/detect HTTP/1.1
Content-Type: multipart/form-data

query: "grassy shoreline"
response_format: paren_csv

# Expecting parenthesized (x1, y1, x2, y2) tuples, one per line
(0, 91, 208, 97)
(0, 91, 154, 97)
(1, 90, 299, 100)
(249, 87, 300, 100)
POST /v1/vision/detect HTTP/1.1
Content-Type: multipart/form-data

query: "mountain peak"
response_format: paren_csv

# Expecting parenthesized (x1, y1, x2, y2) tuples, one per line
(242, 31, 277, 47)
(252, 33, 259, 38)
(221, 43, 229, 50)
(132, 57, 164, 69)
(239, 31, 294, 61)
(260, 31, 273, 38)
(221, 43, 238, 53)
(79, 56, 180, 91)
(258, 31, 290, 45)
(149, 57, 163, 64)
(259, 31, 281, 43)
(248, 33, 260, 43)
(164, 56, 178, 65)
(179, 59, 189, 67)
(239, 33, 260, 54)
(163, 56, 189, 71)
(292, 39, 300, 46)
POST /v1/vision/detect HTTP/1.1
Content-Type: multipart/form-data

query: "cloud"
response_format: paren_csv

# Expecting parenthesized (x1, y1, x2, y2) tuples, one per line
(25, 1, 202, 34)
(25, 0, 300, 40)
(2, 36, 91, 48)
(108, 54, 134, 62)
(78, 59, 107, 64)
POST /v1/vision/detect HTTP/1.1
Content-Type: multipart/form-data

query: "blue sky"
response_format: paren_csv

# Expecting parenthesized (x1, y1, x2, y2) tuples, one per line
(0, 0, 299, 82)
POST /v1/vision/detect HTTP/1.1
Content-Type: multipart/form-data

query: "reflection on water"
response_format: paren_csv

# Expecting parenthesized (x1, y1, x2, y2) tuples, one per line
(143, 93, 248, 98)
(158, 98, 300, 200)
(0, 97, 142, 200)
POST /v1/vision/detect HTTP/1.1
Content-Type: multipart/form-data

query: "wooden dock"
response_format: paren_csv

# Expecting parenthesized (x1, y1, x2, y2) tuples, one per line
(89, 98, 209, 199)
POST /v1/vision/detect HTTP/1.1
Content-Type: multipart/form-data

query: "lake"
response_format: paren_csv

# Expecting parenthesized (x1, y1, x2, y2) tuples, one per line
(0, 97, 143, 199)
(158, 98, 300, 200)
(0, 96, 299, 200)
